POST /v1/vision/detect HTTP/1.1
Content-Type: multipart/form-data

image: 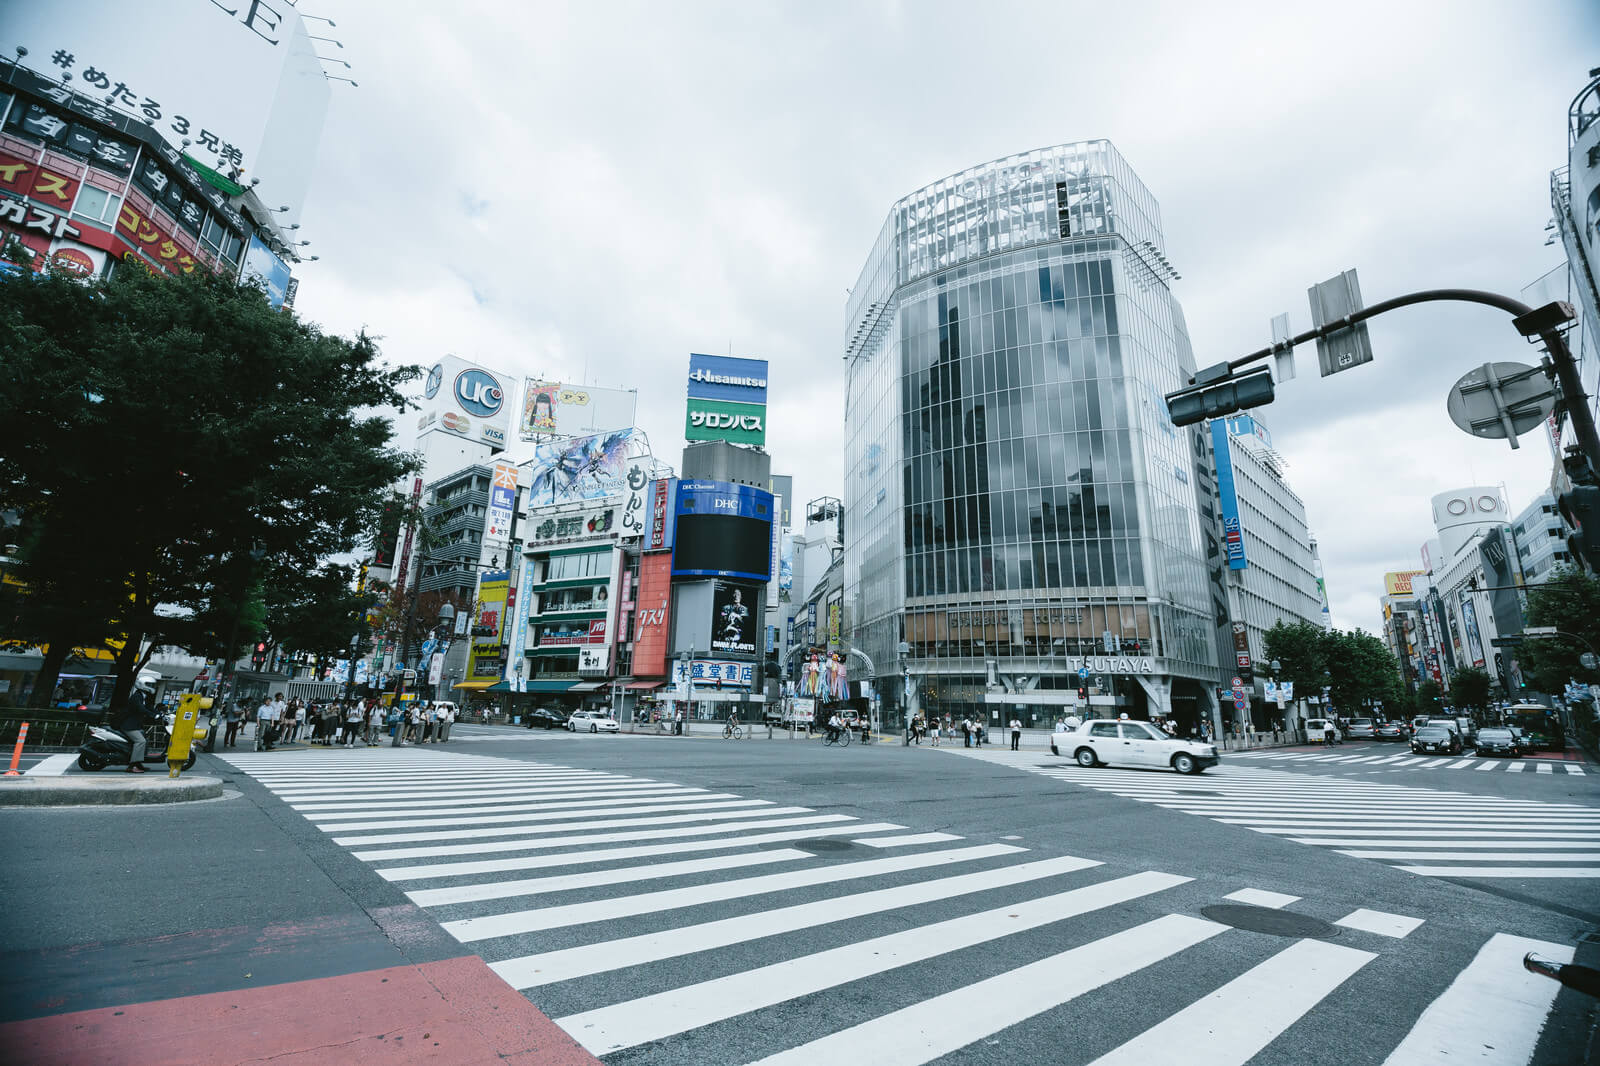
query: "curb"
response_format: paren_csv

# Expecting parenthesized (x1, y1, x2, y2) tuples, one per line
(0, 775, 224, 807)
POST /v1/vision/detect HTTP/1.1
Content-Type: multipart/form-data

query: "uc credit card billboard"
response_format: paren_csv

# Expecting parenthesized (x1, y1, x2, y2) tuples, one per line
(686, 353, 767, 446)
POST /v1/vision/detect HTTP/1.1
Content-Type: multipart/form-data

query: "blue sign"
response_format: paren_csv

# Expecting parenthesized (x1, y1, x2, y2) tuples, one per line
(687, 353, 769, 405)
(1078, 667, 1090, 680)
(240, 235, 291, 310)
(424, 363, 443, 398)
(674, 480, 774, 522)
(1211, 421, 1249, 570)
(454, 368, 505, 418)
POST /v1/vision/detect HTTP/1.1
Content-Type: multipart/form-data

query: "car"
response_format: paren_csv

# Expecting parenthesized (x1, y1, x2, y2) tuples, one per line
(1346, 717, 1376, 739)
(1453, 717, 1479, 746)
(567, 710, 619, 733)
(523, 707, 568, 730)
(1050, 717, 1219, 774)
(1374, 721, 1406, 741)
(1304, 717, 1339, 743)
(1424, 718, 1466, 745)
(1474, 727, 1520, 757)
(1411, 725, 1461, 756)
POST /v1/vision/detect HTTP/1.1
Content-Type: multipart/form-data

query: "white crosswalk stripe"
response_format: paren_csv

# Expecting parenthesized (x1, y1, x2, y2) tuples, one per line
(1224, 747, 1588, 775)
(963, 754, 1600, 880)
(216, 748, 1580, 1064)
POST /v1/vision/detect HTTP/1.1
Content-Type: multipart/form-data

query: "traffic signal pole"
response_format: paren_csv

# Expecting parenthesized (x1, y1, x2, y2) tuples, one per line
(1194, 288, 1600, 482)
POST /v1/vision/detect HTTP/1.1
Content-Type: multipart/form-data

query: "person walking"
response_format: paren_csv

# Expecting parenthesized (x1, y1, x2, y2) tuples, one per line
(342, 702, 364, 747)
(438, 704, 454, 743)
(1010, 716, 1022, 751)
(254, 694, 278, 751)
(222, 701, 243, 747)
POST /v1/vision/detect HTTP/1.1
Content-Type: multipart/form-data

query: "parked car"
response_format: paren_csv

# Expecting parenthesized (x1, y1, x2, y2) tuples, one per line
(1346, 717, 1376, 739)
(523, 707, 568, 730)
(1304, 717, 1338, 743)
(1050, 717, 1219, 774)
(1473, 727, 1520, 758)
(1373, 721, 1406, 741)
(1411, 725, 1462, 756)
(567, 710, 620, 733)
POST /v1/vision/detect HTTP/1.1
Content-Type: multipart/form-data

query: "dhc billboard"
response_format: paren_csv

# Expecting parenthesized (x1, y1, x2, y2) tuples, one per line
(672, 480, 775, 582)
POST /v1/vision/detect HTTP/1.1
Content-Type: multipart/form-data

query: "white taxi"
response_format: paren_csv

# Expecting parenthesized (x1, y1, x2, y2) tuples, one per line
(567, 710, 620, 733)
(1050, 717, 1219, 774)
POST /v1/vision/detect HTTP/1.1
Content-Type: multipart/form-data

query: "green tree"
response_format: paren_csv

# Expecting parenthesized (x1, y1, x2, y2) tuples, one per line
(1516, 567, 1600, 695)
(1262, 620, 1327, 696)
(1322, 628, 1400, 715)
(0, 267, 420, 707)
(1449, 666, 1493, 713)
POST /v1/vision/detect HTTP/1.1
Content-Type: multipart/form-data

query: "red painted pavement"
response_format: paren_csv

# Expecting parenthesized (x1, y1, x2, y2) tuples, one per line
(0, 954, 601, 1066)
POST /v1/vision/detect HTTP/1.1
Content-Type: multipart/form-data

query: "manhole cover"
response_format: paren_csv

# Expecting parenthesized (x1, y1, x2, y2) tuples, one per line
(794, 839, 855, 853)
(1200, 905, 1338, 939)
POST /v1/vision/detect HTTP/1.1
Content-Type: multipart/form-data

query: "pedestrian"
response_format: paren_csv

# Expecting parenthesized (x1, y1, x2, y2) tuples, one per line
(223, 700, 243, 747)
(930, 718, 941, 747)
(255, 694, 278, 751)
(1010, 716, 1022, 751)
(366, 700, 383, 745)
(343, 701, 363, 747)
(439, 704, 454, 743)
(961, 717, 972, 747)
(976, 718, 986, 746)
(282, 698, 300, 743)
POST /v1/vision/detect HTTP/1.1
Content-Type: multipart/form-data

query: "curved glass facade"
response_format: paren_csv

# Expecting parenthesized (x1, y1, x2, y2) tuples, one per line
(844, 141, 1218, 727)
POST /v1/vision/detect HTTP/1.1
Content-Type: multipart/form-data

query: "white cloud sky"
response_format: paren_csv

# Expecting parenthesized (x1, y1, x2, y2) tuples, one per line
(287, 0, 1599, 635)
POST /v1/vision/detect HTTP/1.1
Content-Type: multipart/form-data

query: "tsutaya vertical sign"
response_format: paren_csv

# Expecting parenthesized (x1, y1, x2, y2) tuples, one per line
(1211, 421, 1248, 570)
(394, 476, 424, 590)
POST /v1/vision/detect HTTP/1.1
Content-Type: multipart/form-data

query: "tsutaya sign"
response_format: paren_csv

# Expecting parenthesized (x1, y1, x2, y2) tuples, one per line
(1065, 656, 1156, 675)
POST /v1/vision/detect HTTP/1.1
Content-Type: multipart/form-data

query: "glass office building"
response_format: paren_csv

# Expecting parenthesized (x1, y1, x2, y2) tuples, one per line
(843, 141, 1220, 730)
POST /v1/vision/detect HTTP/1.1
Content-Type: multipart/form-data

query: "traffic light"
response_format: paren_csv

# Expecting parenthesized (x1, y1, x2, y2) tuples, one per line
(1556, 485, 1600, 571)
(1165, 364, 1276, 427)
(251, 642, 267, 668)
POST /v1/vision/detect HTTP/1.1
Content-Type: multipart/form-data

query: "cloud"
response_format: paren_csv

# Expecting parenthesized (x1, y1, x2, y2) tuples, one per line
(289, 0, 1599, 641)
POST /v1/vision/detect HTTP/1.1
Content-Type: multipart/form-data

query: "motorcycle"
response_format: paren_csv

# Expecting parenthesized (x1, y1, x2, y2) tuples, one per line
(76, 713, 198, 772)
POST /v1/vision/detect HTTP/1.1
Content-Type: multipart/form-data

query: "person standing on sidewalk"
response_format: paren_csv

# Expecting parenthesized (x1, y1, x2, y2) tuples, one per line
(439, 704, 455, 743)
(961, 717, 972, 747)
(1010, 716, 1022, 751)
(281, 699, 300, 743)
(254, 695, 278, 751)
(222, 701, 243, 747)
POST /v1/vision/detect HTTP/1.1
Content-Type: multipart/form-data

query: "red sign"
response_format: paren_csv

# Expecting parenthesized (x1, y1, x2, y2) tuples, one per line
(541, 620, 608, 646)
(0, 151, 82, 209)
(115, 202, 198, 275)
(48, 247, 95, 277)
(632, 552, 672, 676)
(648, 479, 670, 550)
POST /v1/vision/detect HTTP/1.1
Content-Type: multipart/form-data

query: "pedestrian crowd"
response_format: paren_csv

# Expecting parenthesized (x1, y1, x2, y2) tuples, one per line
(212, 694, 457, 751)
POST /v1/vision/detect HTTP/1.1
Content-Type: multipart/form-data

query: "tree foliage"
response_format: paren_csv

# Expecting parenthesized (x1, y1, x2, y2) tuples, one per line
(1515, 566, 1600, 695)
(0, 267, 420, 705)
(1449, 666, 1493, 712)
(1264, 621, 1402, 713)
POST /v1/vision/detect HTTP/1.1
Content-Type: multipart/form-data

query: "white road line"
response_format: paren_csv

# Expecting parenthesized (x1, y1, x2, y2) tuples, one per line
(1085, 938, 1376, 1066)
(1506, 762, 1527, 773)
(376, 822, 909, 881)
(1265, 828, 1600, 839)
(489, 854, 1102, 990)
(1334, 909, 1424, 938)
(295, 790, 734, 816)
(1308, 838, 1600, 849)
(1396, 865, 1600, 878)
(1445, 759, 1476, 769)
(307, 797, 766, 826)
(23, 754, 76, 775)
(445, 843, 1025, 942)
(1381, 933, 1575, 1065)
(1337, 850, 1600, 861)
(741, 914, 1226, 1066)
(557, 870, 1191, 1056)
(404, 848, 817, 907)
(270, 783, 677, 802)
(348, 813, 864, 859)
(1211, 816, 1600, 827)
(1566, 764, 1587, 775)
(855, 832, 962, 848)
(1474, 762, 1497, 771)
(322, 804, 810, 841)
(1536, 762, 1554, 774)
(1222, 888, 1299, 908)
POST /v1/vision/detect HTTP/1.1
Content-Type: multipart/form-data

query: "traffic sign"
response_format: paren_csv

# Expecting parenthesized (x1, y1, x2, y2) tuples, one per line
(1078, 668, 1090, 680)
(1446, 362, 1555, 446)
(1231, 677, 1242, 688)
(402, 670, 417, 683)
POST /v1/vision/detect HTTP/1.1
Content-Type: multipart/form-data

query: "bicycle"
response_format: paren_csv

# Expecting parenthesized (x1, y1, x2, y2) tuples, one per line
(824, 726, 852, 746)
(721, 721, 744, 740)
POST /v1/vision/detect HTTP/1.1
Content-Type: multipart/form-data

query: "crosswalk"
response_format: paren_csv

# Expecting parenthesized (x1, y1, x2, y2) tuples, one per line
(961, 753, 1600, 880)
(1224, 748, 1587, 775)
(218, 749, 1580, 1064)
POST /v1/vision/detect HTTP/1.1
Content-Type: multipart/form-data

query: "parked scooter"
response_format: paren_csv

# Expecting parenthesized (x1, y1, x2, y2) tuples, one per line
(76, 714, 197, 772)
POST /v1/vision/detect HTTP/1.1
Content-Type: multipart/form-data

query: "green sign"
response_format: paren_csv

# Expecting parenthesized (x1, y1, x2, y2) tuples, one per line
(686, 396, 766, 446)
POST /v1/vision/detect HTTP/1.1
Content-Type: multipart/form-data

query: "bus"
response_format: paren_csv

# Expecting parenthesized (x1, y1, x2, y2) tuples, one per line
(1505, 703, 1566, 752)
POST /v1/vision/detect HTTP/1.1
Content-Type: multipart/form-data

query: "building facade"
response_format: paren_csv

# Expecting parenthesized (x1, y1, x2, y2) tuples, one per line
(1510, 491, 1569, 584)
(842, 142, 1221, 733)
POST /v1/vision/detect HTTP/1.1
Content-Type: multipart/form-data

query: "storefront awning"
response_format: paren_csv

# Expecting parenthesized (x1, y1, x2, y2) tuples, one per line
(483, 680, 577, 694)
(453, 679, 498, 691)
(569, 681, 607, 692)
(626, 679, 666, 690)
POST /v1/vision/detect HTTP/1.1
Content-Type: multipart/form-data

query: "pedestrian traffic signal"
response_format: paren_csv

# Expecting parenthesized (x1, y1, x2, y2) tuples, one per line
(1164, 365, 1276, 427)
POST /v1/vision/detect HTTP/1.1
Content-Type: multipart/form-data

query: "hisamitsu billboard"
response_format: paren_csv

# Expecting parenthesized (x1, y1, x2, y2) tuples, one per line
(687, 354, 768, 404)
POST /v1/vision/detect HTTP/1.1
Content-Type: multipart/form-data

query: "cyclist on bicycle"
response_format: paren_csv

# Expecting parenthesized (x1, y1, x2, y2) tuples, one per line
(826, 711, 843, 743)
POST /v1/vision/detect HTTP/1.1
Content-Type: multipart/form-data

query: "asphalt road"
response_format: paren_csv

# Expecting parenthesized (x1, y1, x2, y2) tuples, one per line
(3, 725, 1597, 1065)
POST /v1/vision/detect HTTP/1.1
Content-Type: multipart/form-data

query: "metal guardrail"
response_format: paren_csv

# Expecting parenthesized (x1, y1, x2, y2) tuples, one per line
(0, 714, 97, 751)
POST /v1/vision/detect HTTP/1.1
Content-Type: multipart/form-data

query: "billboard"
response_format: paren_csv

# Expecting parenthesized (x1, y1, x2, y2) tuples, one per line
(686, 354, 768, 447)
(486, 462, 518, 543)
(647, 479, 675, 551)
(1211, 420, 1247, 570)
(416, 355, 515, 451)
(524, 428, 637, 506)
(518, 380, 638, 440)
(827, 590, 843, 647)
(1383, 571, 1425, 597)
(712, 583, 757, 655)
(1, 1, 332, 227)
(524, 500, 620, 549)
(632, 552, 672, 677)
(240, 234, 290, 309)
(672, 480, 776, 582)
(467, 570, 510, 681)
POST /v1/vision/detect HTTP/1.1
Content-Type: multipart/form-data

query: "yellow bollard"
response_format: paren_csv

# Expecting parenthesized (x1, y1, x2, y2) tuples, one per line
(165, 693, 213, 778)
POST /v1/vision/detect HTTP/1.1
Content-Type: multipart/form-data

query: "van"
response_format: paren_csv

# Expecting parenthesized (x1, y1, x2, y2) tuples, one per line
(1305, 717, 1331, 742)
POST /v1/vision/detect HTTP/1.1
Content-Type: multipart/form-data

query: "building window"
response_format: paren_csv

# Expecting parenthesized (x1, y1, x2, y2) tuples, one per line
(72, 184, 120, 224)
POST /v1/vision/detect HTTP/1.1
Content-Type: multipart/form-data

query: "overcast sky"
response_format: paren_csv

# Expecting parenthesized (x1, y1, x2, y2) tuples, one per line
(287, 0, 1599, 634)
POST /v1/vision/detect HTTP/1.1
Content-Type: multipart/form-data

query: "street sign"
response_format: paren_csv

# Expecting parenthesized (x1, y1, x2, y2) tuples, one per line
(1308, 269, 1374, 377)
(1078, 668, 1090, 680)
(1489, 636, 1525, 647)
(1523, 626, 1560, 637)
(402, 670, 417, 683)
(1231, 677, 1242, 688)
(1445, 362, 1556, 449)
